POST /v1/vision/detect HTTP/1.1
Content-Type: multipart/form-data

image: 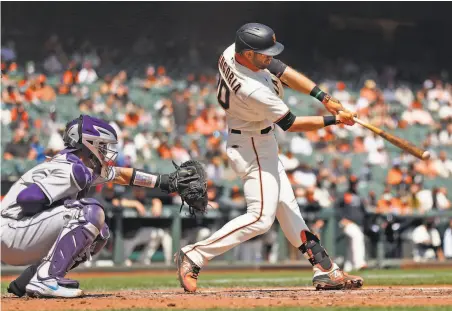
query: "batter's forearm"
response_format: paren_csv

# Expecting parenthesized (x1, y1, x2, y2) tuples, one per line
(287, 116, 337, 132)
(279, 67, 317, 95)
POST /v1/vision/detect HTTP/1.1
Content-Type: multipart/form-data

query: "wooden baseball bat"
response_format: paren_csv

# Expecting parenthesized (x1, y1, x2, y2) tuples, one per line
(353, 117, 430, 160)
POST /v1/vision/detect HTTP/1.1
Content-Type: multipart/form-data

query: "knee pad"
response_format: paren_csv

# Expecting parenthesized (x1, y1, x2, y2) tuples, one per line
(298, 230, 332, 271)
(65, 198, 105, 230)
(83, 204, 105, 230)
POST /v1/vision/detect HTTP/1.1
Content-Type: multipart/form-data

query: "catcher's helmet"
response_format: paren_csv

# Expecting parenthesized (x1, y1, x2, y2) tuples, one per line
(235, 23, 284, 56)
(63, 115, 118, 183)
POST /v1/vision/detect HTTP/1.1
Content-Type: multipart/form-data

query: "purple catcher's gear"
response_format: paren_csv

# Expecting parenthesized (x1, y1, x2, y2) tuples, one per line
(63, 115, 118, 185)
(34, 199, 106, 282)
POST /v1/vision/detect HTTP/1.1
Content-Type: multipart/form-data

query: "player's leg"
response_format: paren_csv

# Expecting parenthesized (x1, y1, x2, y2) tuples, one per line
(275, 166, 363, 290)
(139, 228, 167, 265)
(343, 221, 367, 270)
(177, 134, 280, 291)
(3, 203, 108, 297)
(25, 198, 107, 298)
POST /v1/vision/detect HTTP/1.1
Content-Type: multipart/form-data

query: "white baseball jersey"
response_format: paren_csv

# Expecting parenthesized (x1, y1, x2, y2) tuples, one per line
(217, 44, 288, 131)
(181, 44, 312, 269)
(1, 153, 93, 220)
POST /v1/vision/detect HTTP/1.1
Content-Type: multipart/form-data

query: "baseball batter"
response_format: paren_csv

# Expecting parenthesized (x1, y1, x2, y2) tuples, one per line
(176, 23, 364, 291)
(1, 115, 207, 298)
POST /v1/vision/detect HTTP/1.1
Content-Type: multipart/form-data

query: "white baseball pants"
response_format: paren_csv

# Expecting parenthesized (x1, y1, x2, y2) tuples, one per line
(182, 129, 310, 267)
(343, 222, 367, 271)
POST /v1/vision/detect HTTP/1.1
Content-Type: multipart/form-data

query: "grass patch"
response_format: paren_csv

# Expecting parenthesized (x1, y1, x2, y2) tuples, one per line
(2, 268, 452, 294)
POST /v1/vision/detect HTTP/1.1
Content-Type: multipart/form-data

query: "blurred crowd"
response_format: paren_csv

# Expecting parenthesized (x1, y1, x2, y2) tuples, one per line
(2, 32, 452, 267)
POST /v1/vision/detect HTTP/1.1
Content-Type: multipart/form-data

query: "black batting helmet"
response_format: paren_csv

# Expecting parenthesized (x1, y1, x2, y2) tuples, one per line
(235, 23, 284, 56)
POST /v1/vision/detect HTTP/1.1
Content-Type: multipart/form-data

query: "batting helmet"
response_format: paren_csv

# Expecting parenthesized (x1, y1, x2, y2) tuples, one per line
(235, 23, 284, 56)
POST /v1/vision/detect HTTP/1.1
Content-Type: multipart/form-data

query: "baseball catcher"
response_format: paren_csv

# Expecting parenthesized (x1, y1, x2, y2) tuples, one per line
(2, 115, 207, 298)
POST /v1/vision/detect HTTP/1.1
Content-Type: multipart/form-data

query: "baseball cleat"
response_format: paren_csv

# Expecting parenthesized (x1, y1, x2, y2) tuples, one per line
(313, 268, 363, 290)
(25, 276, 84, 298)
(175, 250, 201, 293)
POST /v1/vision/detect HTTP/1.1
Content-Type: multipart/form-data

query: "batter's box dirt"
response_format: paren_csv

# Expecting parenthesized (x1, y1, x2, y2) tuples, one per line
(2, 286, 452, 310)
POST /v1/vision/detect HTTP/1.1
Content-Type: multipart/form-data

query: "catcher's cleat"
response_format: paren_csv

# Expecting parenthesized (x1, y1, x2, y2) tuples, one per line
(313, 267, 363, 290)
(175, 250, 201, 293)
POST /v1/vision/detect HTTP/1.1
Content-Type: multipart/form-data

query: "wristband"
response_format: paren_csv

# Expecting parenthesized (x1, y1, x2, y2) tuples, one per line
(323, 115, 337, 127)
(129, 169, 159, 188)
(310, 86, 331, 104)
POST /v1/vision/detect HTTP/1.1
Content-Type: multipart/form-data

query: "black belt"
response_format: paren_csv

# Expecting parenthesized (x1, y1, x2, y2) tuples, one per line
(230, 126, 272, 135)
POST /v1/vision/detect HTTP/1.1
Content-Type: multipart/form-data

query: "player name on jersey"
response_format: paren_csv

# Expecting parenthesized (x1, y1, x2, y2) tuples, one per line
(218, 55, 242, 94)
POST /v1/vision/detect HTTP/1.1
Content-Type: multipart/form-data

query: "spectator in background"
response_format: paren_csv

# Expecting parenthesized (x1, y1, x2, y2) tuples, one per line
(171, 137, 191, 163)
(10, 103, 29, 129)
(364, 132, 385, 153)
(332, 81, 352, 109)
(122, 136, 138, 165)
(386, 160, 411, 190)
(438, 100, 452, 124)
(414, 157, 437, 179)
(427, 81, 451, 106)
(433, 151, 452, 178)
(412, 218, 445, 262)
(279, 150, 300, 171)
(438, 123, 452, 146)
(121, 187, 172, 266)
(367, 146, 389, 167)
(43, 52, 63, 74)
(194, 107, 218, 136)
(2, 85, 24, 105)
(35, 75, 56, 102)
(157, 141, 172, 159)
(171, 90, 191, 135)
(206, 156, 224, 184)
(336, 178, 368, 272)
(444, 219, 452, 259)
(133, 129, 153, 161)
(432, 187, 451, 210)
(401, 101, 434, 126)
(293, 164, 317, 188)
(206, 181, 221, 210)
(155, 98, 174, 133)
(1, 40, 17, 61)
(376, 192, 402, 214)
(188, 139, 202, 159)
(394, 84, 414, 108)
(58, 62, 79, 95)
(352, 135, 366, 154)
(290, 133, 313, 156)
(229, 186, 246, 207)
(3, 128, 36, 160)
(360, 79, 380, 104)
(78, 61, 98, 84)
(30, 134, 46, 163)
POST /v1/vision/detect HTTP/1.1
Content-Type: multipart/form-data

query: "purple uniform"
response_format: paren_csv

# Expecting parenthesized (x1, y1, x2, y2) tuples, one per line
(1, 115, 116, 298)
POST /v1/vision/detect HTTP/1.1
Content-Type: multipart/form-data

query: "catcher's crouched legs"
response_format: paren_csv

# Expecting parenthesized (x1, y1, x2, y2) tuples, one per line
(7, 222, 109, 298)
(25, 199, 106, 298)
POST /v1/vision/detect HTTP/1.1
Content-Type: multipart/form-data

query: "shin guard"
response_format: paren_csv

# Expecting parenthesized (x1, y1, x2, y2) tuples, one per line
(299, 230, 333, 272)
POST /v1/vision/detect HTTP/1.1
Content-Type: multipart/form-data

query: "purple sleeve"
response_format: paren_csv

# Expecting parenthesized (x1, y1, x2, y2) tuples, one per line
(17, 184, 50, 216)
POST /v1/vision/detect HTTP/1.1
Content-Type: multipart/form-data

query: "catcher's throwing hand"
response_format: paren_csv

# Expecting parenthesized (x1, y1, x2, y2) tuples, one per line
(168, 160, 208, 215)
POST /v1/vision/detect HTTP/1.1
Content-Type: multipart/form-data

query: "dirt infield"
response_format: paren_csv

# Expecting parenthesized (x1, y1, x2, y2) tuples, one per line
(3, 286, 452, 310)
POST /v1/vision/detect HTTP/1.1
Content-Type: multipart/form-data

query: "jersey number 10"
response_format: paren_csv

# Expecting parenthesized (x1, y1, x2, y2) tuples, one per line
(217, 78, 230, 110)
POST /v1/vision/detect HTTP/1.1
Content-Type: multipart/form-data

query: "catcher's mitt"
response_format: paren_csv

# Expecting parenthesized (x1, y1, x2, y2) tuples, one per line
(168, 160, 208, 215)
